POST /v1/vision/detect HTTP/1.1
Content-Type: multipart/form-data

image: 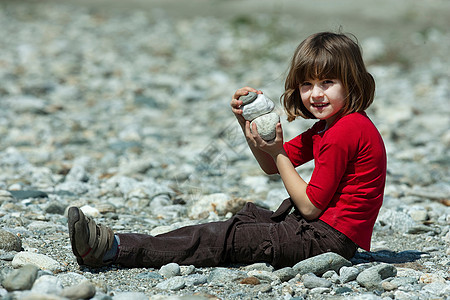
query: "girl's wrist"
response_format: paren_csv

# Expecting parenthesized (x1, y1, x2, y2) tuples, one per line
(270, 148, 286, 160)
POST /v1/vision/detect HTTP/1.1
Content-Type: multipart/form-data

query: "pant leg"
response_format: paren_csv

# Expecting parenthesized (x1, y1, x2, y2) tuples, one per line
(115, 199, 357, 268)
(115, 201, 275, 268)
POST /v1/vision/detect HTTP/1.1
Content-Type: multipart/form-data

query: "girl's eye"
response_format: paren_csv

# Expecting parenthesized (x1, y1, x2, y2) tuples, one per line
(301, 82, 311, 87)
(322, 80, 334, 84)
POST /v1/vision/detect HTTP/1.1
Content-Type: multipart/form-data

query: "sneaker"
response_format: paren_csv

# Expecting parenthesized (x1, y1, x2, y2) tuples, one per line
(67, 206, 115, 267)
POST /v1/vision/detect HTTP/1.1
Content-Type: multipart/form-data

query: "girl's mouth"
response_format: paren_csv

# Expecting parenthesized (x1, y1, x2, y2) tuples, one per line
(312, 103, 329, 108)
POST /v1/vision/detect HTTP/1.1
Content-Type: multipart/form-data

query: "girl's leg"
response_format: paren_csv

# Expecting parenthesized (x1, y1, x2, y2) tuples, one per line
(115, 199, 357, 269)
(115, 201, 276, 268)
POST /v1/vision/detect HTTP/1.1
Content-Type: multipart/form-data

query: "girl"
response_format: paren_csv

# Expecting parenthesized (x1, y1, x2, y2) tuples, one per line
(68, 31, 386, 269)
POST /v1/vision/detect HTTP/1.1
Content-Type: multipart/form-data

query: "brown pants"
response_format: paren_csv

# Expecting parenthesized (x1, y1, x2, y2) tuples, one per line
(116, 198, 357, 269)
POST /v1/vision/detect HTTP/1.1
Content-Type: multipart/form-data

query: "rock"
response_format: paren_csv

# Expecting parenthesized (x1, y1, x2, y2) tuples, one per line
(208, 268, 246, 283)
(155, 276, 186, 291)
(241, 93, 275, 121)
(250, 111, 279, 141)
(136, 272, 164, 280)
(188, 193, 246, 218)
(2, 264, 39, 291)
(240, 277, 260, 285)
(0, 190, 15, 204)
(293, 252, 352, 276)
(60, 280, 97, 300)
(184, 274, 208, 286)
(247, 270, 280, 283)
(376, 208, 418, 233)
(421, 281, 450, 297)
(12, 252, 61, 272)
(0, 229, 22, 251)
(159, 263, 181, 278)
(381, 280, 397, 291)
(419, 273, 446, 284)
(180, 265, 196, 276)
(31, 275, 63, 295)
(273, 267, 296, 282)
(356, 263, 397, 290)
(113, 292, 149, 300)
(243, 262, 274, 272)
(80, 205, 101, 218)
(8, 190, 48, 200)
(254, 283, 272, 293)
(57, 272, 89, 287)
(239, 92, 257, 105)
(302, 273, 332, 289)
(339, 266, 361, 283)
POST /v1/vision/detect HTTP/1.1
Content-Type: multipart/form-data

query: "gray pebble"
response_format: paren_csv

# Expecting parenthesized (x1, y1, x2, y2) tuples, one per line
(302, 273, 332, 289)
(155, 276, 186, 291)
(159, 262, 181, 278)
(293, 252, 352, 276)
(273, 267, 296, 282)
(208, 268, 246, 283)
(340, 266, 361, 283)
(60, 280, 97, 300)
(247, 270, 280, 283)
(113, 292, 149, 300)
(356, 263, 397, 290)
(2, 264, 39, 291)
(136, 272, 163, 280)
(184, 274, 208, 286)
(243, 262, 274, 272)
(239, 92, 257, 105)
(31, 275, 63, 295)
(254, 283, 272, 293)
(0, 229, 22, 252)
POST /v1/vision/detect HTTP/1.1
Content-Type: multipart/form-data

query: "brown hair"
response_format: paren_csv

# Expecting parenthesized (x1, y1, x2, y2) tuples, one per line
(281, 32, 375, 122)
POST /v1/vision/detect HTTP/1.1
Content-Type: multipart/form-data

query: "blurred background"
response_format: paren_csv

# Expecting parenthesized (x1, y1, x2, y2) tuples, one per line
(0, 0, 449, 205)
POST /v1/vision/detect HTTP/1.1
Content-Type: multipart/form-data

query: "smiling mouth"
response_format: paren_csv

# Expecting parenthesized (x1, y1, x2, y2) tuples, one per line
(312, 103, 329, 108)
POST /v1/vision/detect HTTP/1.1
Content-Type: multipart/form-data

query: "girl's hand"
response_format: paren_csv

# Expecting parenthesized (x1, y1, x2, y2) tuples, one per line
(230, 87, 262, 126)
(245, 121, 284, 158)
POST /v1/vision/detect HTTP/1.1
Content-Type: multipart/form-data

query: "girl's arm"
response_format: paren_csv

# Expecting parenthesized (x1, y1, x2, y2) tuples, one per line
(251, 122, 322, 220)
(231, 87, 278, 175)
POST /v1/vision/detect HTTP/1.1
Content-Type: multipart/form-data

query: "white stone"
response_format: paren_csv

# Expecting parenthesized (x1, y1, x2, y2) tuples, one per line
(242, 94, 274, 121)
(80, 205, 100, 218)
(188, 193, 246, 219)
(31, 275, 63, 295)
(250, 111, 279, 141)
(12, 252, 61, 272)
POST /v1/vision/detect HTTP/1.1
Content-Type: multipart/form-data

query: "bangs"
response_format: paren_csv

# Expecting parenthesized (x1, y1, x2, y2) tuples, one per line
(295, 47, 340, 84)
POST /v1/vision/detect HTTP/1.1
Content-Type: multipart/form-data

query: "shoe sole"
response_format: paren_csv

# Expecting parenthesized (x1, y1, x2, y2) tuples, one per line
(68, 207, 84, 265)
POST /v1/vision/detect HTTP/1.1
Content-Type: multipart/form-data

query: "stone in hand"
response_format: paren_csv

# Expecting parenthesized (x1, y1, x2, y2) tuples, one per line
(241, 93, 275, 121)
(250, 112, 280, 142)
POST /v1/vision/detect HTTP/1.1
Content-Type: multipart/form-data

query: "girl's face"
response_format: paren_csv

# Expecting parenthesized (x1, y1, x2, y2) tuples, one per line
(299, 78, 346, 127)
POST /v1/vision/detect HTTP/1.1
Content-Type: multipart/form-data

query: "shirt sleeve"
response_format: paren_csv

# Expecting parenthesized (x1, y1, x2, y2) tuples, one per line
(283, 123, 319, 167)
(306, 127, 357, 210)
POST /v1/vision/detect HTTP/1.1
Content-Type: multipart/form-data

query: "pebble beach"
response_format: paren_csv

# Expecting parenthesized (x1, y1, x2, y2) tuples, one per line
(0, 0, 449, 299)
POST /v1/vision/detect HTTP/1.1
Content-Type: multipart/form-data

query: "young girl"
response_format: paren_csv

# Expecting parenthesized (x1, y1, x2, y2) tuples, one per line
(68, 31, 386, 269)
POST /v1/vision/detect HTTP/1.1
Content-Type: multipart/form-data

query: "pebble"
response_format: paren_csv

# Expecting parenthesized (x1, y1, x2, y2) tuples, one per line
(356, 263, 397, 290)
(340, 266, 361, 283)
(273, 267, 296, 282)
(301, 273, 332, 289)
(31, 275, 63, 295)
(60, 280, 96, 300)
(159, 263, 181, 278)
(0, 229, 22, 251)
(12, 252, 62, 272)
(155, 276, 186, 291)
(2, 264, 39, 291)
(0, 1, 449, 300)
(293, 252, 352, 276)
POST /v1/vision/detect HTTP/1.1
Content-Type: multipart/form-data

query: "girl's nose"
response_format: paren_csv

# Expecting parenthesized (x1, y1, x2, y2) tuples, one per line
(311, 85, 323, 99)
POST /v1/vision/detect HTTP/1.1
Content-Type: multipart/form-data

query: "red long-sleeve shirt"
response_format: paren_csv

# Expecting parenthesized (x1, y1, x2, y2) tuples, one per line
(283, 112, 386, 251)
